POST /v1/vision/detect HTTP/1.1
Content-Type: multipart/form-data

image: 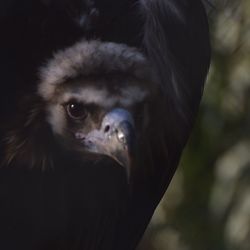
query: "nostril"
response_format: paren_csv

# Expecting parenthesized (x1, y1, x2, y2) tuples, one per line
(104, 125, 110, 133)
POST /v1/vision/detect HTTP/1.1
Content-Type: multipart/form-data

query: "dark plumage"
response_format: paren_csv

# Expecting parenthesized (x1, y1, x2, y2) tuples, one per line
(0, 1, 210, 250)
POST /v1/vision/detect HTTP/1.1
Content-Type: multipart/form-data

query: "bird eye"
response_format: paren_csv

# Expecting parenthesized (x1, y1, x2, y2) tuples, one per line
(66, 102, 88, 120)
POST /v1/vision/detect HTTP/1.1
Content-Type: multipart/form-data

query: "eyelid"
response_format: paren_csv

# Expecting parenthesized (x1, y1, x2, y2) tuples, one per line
(61, 98, 83, 106)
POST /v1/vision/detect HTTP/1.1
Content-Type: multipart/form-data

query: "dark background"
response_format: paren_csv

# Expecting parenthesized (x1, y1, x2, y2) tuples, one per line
(138, 1, 250, 249)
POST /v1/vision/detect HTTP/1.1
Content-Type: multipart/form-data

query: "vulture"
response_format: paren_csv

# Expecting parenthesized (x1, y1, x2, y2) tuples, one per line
(0, 0, 210, 250)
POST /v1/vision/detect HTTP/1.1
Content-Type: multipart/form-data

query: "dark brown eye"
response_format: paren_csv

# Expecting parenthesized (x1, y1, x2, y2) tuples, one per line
(66, 102, 88, 120)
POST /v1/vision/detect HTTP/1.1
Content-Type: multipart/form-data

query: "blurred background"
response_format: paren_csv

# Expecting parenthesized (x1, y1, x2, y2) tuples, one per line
(138, 0, 250, 249)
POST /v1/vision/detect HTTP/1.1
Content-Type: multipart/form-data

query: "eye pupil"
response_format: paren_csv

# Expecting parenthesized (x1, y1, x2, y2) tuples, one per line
(66, 102, 87, 119)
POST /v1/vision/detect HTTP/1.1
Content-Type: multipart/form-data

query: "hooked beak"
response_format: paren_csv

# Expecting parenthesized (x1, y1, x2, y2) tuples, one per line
(76, 109, 136, 177)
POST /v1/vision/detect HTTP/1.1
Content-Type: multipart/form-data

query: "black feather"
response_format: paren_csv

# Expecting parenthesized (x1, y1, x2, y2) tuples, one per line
(0, 1, 210, 249)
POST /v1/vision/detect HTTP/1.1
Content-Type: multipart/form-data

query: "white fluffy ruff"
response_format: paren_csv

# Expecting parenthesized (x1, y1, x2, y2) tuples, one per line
(38, 40, 153, 100)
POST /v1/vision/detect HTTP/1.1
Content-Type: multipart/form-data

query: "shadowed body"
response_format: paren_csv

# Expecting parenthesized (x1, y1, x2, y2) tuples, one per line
(0, 1, 210, 249)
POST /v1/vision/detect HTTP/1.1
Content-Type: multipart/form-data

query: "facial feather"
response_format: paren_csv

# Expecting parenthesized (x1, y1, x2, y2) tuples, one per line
(38, 40, 155, 101)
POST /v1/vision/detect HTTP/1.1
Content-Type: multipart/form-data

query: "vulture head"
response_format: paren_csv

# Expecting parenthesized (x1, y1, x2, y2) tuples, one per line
(38, 40, 156, 177)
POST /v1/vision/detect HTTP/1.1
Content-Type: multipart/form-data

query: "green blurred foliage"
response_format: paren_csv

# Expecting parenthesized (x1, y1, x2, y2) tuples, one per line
(138, 1, 250, 249)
